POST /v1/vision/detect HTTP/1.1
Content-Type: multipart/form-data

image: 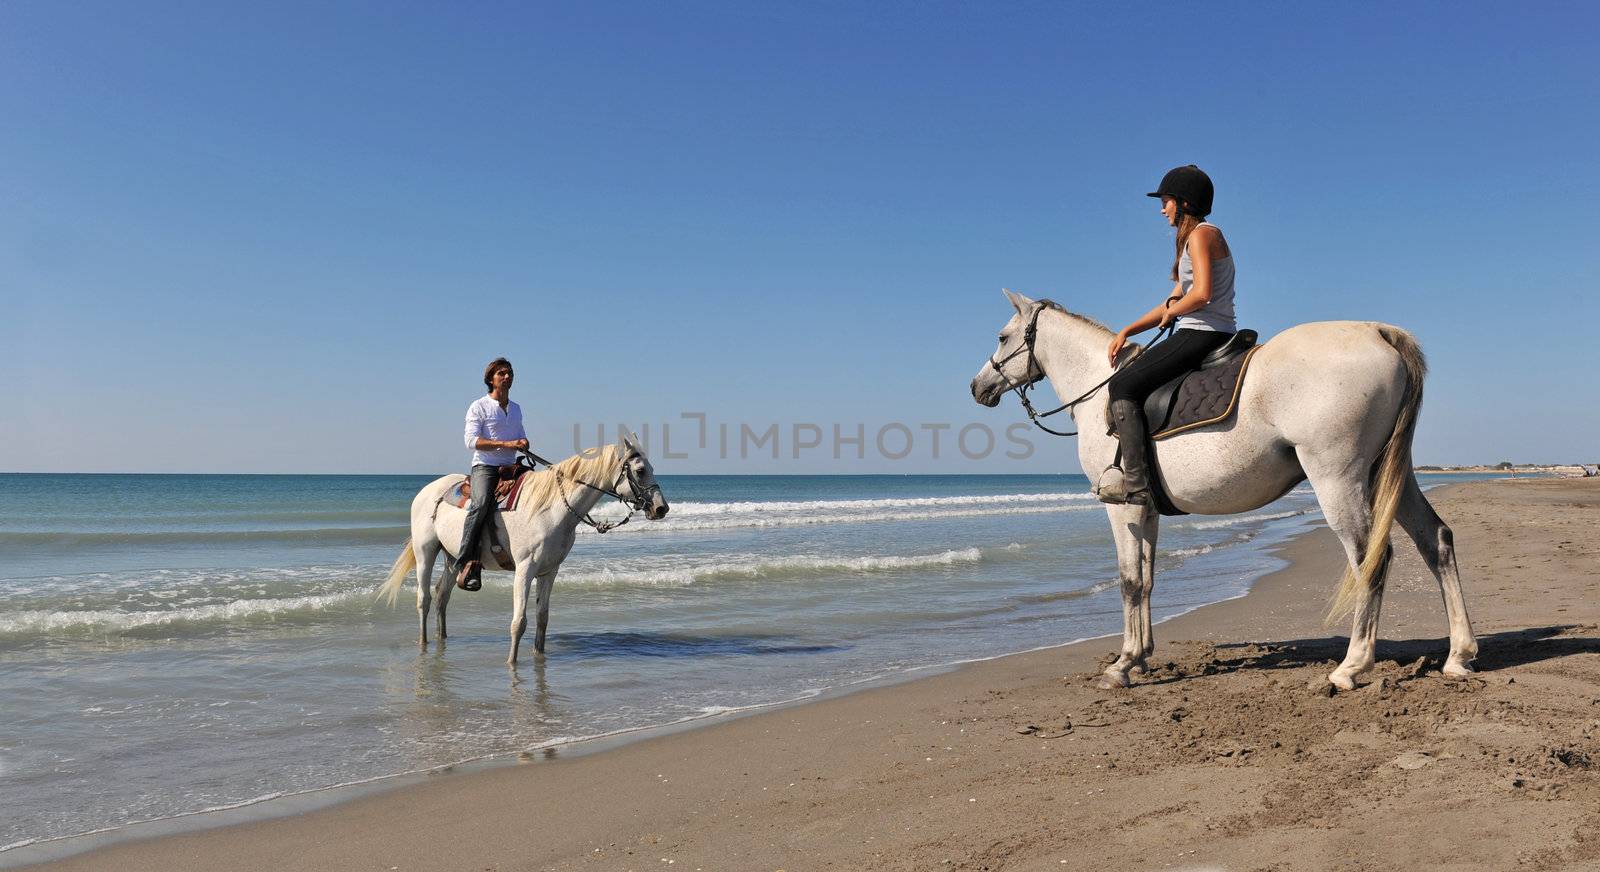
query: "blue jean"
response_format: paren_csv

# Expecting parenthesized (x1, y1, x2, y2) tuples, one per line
(458, 464, 500, 564)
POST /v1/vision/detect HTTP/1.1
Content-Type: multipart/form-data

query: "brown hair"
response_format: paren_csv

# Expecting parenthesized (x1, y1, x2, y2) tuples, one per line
(1170, 210, 1202, 282)
(483, 357, 513, 390)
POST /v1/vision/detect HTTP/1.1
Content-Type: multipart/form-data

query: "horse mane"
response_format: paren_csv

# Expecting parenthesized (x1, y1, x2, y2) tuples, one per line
(1035, 298, 1114, 337)
(516, 444, 623, 514)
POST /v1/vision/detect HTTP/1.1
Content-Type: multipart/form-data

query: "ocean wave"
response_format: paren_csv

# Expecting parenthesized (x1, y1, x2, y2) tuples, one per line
(0, 509, 404, 533)
(583, 502, 1099, 533)
(1, 564, 373, 592)
(0, 526, 407, 548)
(656, 492, 1095, 515)
(547, 548, 985, 588)
(1176, 509, 1311, 531)
(0, 548, 990, 638)
(0, 589, 370, 637)
(1163, 543, 1217, 558)
(0, 493, 1093, 547)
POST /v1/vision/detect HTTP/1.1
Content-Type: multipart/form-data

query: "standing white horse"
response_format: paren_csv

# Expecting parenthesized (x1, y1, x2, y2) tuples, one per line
(971, 290, 1476, 690)
(378, 434, 669, 662)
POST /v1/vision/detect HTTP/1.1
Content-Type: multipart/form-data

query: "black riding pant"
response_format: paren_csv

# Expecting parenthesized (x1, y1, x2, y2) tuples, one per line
(1108, 328, 1233, 405)
(458, 463, 500, 563)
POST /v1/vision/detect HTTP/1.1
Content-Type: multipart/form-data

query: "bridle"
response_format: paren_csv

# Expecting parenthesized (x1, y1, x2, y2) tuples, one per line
(534, 447, 661, 533)
(987, 301, 1173, 438)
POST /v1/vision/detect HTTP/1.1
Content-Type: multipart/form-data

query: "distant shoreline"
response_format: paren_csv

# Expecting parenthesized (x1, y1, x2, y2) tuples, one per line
(0, 471, 1089, 478)
(1, 468, 1583, 478)
(1417, 465, 1587, 476)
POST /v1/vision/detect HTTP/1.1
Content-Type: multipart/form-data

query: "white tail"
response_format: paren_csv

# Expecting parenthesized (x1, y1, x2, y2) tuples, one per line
(1327, 326, 1425, 622)
(377, 538, 417, 607)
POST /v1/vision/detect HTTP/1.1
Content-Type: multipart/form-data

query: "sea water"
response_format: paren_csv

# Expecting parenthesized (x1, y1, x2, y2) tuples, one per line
(0, 472, 1502, 851)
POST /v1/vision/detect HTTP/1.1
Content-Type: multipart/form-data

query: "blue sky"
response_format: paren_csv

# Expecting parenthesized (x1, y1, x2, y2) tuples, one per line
(2, 1, 1594, 473)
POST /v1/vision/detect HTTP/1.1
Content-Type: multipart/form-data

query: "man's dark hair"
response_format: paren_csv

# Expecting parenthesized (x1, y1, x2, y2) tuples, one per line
(483, 357, 513, 390)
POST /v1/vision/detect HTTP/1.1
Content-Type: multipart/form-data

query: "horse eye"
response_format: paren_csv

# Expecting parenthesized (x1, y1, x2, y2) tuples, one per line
(998, 333, 1007, 342)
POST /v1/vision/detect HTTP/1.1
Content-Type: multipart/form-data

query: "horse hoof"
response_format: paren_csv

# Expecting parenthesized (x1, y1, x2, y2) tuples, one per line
(1098, 671, 1130, 690)
(1443, 660, 1475, 678)
(1327, 671, 1357, 691)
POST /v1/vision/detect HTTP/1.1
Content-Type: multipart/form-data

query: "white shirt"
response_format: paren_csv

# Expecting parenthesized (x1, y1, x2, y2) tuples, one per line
(463, 395, 527, 467)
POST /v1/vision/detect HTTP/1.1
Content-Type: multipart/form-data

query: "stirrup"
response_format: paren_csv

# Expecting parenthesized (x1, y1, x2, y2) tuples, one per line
(1094, 467, 1151, 506)
(455, 560, 483, 592)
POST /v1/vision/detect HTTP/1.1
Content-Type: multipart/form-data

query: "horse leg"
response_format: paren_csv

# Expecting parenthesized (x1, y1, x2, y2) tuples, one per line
(1298, 448, 1387, 690)
(507, 562, 536, 664)
(432, 553, 455, 642)
(414, 539, 434, 647)
(1135, 506, 1158, 670)
(1101, 503, 1157, 688)
(1395, 476, 1478, 675)
(533, 570, 558, 656)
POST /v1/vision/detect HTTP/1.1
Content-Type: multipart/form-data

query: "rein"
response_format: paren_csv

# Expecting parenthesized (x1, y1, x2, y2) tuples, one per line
(532, 449, 658, 534)
(989, 303, 1174, 438)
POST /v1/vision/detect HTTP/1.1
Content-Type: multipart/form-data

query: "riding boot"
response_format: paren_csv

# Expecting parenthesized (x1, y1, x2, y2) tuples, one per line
(455, 560, 483, 592)
(454, 465, 497, 591)
(1097, 399, 1153, 506)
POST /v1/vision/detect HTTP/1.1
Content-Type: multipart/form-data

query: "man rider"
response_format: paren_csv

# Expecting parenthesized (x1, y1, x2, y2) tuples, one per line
(453, 357, 528, 591)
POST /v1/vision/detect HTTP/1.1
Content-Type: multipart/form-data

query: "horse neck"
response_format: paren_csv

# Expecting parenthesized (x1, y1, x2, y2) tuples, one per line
(556, 454, 619, 517)
(516, 452, 618, 528)
(564, 471, 610, 517)
(1034, 309, 1116, 433)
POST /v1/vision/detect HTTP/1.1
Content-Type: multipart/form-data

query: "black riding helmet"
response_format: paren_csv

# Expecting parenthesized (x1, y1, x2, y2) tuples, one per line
(1146, 165, 1213, 218)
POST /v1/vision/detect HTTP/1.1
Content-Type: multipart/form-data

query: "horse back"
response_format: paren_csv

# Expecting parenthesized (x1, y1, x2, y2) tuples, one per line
(412, 474, 467, 513)
(1245, 321, 1413, 446)
(1152, 321, 1414, 514)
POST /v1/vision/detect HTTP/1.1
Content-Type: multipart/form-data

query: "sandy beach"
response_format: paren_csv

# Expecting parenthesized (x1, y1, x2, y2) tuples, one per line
(18, 477, 1600, 872)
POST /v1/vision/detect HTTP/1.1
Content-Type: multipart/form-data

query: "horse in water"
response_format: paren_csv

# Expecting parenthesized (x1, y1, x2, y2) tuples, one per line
(971, 290, 1476, 691)
(378, 434, 669, 662)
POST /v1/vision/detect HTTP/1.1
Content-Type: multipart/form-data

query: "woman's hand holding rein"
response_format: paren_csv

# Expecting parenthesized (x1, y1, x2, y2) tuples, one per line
(1108, 296, 1174, 365)
(1107, 331, 1129, 366)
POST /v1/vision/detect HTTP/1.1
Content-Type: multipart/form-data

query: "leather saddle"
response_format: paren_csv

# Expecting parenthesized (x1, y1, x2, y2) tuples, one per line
(1143, 329, 1260, 440)
(1128, 329, 1260, 517)
(446, 464, 534, 512)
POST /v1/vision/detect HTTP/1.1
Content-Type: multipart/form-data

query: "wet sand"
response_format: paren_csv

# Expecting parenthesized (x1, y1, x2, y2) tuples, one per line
(18, 477, 1600, 872)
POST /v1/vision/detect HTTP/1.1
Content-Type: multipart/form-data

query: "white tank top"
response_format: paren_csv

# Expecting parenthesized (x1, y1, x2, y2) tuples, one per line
(1176, 222, 1237, 333)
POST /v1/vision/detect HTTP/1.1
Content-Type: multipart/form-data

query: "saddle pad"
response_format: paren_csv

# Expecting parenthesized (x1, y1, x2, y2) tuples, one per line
(1150, 346, 1260, 441)
(446, 469, 533, 511)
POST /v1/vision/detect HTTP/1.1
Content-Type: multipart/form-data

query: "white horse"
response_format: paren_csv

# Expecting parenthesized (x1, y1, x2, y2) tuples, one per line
(971, 290, 1476, 690)
(378, 434, 669, 662)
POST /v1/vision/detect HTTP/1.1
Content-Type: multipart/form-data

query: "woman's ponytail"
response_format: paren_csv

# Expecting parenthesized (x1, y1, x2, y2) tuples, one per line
(1170, 211, 1201, 281)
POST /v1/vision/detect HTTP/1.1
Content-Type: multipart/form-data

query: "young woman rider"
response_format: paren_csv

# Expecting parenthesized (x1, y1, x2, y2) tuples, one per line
(1097, 165, 1237, 505)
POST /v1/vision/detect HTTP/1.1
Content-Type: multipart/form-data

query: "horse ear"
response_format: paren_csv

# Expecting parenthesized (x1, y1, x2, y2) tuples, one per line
(1003, 288, 1034, 314)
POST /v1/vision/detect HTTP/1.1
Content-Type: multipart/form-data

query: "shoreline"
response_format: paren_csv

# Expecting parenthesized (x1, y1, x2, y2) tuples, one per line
(1, 536, 1287, 867)
(4, 498, 1314, 867)
(2, 488, 1313, 865)
(16, 478, 1600, 870)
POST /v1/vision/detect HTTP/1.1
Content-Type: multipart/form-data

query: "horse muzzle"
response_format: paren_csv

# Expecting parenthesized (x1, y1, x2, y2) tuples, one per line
(645, 491, 669, 520)
(971, 376, 1004, 407)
